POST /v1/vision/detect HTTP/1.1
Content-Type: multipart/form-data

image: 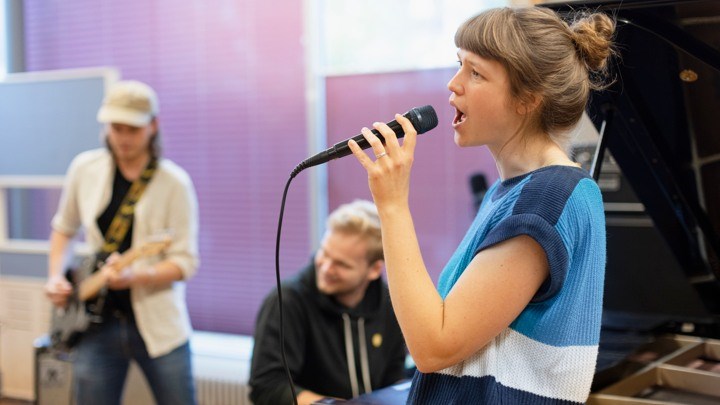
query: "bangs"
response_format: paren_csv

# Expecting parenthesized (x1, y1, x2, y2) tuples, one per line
(454, 8, 515, 62)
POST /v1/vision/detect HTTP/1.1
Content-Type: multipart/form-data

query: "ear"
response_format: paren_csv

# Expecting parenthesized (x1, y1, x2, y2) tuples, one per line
(516, 93, 542, 116)
(366, 259, 384, 282)
(149, 117, 159, 133)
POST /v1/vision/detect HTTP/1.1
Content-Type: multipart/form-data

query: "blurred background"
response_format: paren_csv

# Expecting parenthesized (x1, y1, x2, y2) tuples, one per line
(0, 0, 540, 336)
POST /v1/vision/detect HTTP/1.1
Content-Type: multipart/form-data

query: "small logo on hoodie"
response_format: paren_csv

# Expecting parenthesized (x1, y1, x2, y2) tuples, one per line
(372, 333, 383, 348)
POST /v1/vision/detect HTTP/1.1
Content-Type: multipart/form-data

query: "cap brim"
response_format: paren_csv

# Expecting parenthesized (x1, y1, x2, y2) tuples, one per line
(97, 106, 152, 127)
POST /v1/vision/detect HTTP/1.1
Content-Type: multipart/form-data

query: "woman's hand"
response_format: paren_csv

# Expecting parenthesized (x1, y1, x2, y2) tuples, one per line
(348, 113, 418, 209)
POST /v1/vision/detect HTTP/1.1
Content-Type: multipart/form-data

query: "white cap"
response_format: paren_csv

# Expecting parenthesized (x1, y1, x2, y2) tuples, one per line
(97, 80, 159, 127)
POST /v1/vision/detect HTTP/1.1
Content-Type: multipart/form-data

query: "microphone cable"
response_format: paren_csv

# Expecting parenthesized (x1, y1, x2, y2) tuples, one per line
(274, 105, 436, 405)
(275, 170, 301, 405)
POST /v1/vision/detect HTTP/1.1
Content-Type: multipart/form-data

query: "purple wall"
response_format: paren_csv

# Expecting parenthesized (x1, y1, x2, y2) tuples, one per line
(325, 69, 498, 282)
(23, 2, 500, 334)
(24, 1, 311, 334)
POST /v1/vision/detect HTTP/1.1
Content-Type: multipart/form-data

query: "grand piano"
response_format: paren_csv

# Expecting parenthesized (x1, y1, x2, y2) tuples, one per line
(544, 0, 720, 402)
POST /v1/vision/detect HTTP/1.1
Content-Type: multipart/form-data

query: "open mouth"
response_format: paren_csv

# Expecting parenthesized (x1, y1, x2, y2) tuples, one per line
(453, 108, 466, 127)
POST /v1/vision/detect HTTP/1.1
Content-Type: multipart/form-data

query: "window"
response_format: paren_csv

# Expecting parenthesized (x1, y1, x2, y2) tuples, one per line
(0, 1, 6, 79)
(320, 0, 515, 75)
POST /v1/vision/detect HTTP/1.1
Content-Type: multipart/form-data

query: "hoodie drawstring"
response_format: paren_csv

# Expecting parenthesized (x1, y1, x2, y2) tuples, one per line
(342, 314, 373, 397)
(358, 317, 372, 394)
(342, 313, 360, 397)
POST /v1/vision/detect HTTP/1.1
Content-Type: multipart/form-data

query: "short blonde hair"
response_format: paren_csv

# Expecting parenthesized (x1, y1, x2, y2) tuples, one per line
(455, 7, 615, 149)
(326, 200, 383, 263)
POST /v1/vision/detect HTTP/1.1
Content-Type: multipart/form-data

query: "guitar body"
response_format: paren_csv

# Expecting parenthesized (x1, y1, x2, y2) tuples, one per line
(49, 255, 105, 350)
(49, 292, 91, 350)
(47, 238, 171, 350)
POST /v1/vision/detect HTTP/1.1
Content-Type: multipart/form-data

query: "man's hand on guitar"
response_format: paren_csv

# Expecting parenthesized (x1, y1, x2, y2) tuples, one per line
(45, 275, 73, 308)
(102, 253, 136, 290)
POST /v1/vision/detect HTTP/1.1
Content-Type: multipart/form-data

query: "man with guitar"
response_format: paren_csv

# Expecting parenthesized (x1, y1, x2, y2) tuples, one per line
(44, 80, 199, 405)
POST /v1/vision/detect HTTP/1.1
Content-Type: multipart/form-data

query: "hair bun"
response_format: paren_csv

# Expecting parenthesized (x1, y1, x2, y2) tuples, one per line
(570, 12, 615, 71)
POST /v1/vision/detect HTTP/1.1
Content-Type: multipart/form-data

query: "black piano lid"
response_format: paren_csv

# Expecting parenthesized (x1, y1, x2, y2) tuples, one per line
(541, 0, 720, 324)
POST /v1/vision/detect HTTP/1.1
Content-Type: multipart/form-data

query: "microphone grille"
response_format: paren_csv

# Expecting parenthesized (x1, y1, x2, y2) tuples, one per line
(405, 105, 438, 134)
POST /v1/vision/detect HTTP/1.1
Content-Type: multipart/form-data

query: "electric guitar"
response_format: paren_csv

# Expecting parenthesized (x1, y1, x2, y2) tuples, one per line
(49, 237, 171, 349)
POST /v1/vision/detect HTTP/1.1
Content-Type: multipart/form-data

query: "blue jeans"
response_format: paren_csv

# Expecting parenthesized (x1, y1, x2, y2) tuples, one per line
(73, 314, 196, 405)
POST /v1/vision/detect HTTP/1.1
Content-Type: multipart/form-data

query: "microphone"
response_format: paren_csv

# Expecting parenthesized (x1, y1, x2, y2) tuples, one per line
(292, 105, 438, 176)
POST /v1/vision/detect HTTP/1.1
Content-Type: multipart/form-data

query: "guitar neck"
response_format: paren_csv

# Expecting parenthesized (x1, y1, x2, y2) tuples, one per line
(114, 248, 143, 270)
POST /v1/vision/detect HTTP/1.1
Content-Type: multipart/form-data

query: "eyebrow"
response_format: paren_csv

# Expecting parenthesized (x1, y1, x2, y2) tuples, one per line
(320, 245, 353, 268)
(457, 51, 481, 68)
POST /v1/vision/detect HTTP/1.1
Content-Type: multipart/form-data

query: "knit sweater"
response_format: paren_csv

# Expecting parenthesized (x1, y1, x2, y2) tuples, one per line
(408, 165, 606, 404)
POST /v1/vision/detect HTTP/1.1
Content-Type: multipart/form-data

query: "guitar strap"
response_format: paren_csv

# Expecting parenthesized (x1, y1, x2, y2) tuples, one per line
(100, 158, 158, 254)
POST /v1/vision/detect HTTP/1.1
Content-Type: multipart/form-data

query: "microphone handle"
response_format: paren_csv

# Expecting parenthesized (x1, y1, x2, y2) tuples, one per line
(329, 119, 404, 160)
(291, 116, 409, 177)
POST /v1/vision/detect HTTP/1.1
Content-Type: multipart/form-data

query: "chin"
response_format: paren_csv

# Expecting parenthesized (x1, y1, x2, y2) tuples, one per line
(116, 150, 138, 160)
(454, 134, 471, 148)
(316, 283, 335, 295)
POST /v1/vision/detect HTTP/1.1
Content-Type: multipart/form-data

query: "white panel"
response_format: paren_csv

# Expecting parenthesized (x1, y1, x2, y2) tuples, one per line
(0, 276, 51, 400)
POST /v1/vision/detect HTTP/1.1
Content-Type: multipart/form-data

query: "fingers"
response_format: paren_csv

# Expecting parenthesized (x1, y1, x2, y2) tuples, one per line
(372, 121, 400, 153)
(348, 127, 392, 170)
(100, 263, 115, 279)
(348, 139, 375, 170)
(45, 278, 72, 307)
(105, 252, 120, 265)
(49, 294, 68, 308)
(394, 114, 417, 154)
(360, 127, 388, 159)
(45, 276, 71, 293)
(369, 113, 417, 157)
(349, 112, 418, 169)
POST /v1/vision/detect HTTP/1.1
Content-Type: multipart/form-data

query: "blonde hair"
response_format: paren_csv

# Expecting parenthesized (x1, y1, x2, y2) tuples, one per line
(455, 7, 615, 148)
(326, 200, 383, 263)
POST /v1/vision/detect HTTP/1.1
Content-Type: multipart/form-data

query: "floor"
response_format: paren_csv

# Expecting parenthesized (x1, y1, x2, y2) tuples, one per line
(0, 399, 32, 405)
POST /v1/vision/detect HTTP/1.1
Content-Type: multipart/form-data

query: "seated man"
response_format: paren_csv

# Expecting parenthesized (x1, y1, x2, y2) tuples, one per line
(250, 200, 407, 405)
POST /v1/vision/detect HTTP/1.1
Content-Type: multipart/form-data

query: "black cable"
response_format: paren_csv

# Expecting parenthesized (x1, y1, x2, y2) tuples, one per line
(275, 171, 300, 405)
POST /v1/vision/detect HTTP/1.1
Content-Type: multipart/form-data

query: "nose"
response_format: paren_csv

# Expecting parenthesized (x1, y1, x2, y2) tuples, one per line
(447, 71, 463, 94)
(318, 259, 334, 276)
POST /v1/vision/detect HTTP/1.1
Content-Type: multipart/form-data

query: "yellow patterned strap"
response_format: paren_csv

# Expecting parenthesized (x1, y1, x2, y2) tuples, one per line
(101, 159, 158, 254)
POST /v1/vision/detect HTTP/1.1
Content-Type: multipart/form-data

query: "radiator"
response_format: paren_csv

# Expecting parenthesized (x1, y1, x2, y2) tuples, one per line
(196, 376, 250, 405)
(192, 331, 253, 405)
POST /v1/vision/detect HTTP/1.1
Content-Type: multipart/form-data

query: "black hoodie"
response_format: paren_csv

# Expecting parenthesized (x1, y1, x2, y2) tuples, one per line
(249, 259, 407, 404)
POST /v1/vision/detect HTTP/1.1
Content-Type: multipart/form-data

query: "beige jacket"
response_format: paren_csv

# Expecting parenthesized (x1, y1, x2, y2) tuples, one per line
(52, 148, 199, 357)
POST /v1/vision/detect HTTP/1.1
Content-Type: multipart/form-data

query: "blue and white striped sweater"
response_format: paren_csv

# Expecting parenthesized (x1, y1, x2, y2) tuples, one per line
(408, 165, 606, 404)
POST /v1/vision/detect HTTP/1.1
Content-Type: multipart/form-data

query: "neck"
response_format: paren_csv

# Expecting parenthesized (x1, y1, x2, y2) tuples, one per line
(334, 284, 369, 309)
(490, 131, 577, 180)
(115, 153, 151, 181)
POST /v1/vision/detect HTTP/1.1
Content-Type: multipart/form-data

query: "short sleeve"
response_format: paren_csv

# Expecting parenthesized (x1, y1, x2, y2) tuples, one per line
(474, 213, 569, 302)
